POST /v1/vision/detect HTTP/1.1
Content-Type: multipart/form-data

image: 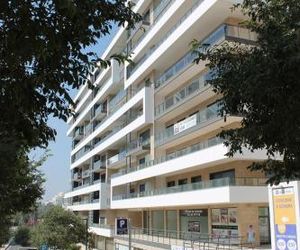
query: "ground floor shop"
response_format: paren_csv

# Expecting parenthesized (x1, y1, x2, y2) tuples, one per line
(137, 203, 271, 246)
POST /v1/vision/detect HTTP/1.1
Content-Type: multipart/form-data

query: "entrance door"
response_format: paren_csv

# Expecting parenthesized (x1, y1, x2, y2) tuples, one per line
(258, 207, 271, 244)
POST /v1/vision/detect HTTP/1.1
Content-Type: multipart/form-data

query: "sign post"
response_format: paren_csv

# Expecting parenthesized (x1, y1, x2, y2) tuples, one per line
(269, 181, 300, 250)
(115, 217, 131, 249)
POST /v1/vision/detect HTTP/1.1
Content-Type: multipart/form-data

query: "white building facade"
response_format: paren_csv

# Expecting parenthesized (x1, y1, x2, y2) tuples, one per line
(65, 1, 272, 249)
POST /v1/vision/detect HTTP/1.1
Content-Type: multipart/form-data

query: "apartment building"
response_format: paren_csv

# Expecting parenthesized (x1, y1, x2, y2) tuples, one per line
(65, 0, 272, 249)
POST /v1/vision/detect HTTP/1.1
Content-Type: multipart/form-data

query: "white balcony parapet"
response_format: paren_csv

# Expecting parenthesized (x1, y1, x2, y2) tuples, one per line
(111, 178, 268, 209)
(70, 87, 153, 169)
(71, 87, 150, 158)
(111, 142, 271, 187)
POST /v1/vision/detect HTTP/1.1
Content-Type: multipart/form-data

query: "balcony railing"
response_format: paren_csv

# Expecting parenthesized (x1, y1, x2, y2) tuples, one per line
(127, 138, 150, 154)
(127, 0, 205, 78)
(107, 151, 127, 166)
(111, 137, 223, 178)
(93, 160, 105, 171)
(82, 170, 90, 178)
(155, 102, 221, 146)
(113, 177, 267, 200)
(93, 104, 107, 118)
(74, 127, 84, 138)
(155, 24, 256, 90)
(128, 0, 175, 53)
(108, 89, 127, 114)
(155, 74, 210, 117)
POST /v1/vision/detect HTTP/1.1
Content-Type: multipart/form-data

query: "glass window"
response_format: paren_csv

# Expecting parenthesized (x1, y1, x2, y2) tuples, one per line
(139, 184, 145, 193)
(165, 96, 174, 109)
(152, 211, 164, 231)
(178, 178, 188, 185)
(187, 80, 199, 95)
(167, 210, 177, 233)
(180, 209, 208, 236)
(139, 157, 145, 165)
(210, 169, 235, 180)
(191, 176, 202, 183)
(167, 181, 175, 187)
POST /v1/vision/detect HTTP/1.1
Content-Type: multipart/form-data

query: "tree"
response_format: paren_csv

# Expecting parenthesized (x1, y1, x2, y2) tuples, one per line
(0, 151, 46, 245)
(30, 206, 87, 250)
(192, 0, 300, 184)
(0, 0, 140, 150)
(14, 226, 31, 246)
(0, 0, 140, 243)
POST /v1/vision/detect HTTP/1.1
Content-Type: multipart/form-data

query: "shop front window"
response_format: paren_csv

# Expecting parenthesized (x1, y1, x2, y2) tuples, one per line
(211, 208, 239, 243)
(180, 209, 208, 239)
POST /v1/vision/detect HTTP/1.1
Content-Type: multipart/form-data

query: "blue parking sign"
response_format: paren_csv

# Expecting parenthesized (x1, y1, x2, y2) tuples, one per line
(116, 218, 128, 235)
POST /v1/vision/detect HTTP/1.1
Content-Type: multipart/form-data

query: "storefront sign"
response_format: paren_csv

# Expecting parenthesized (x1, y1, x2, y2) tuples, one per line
(174, 114, 197, 135)
(180, 209, 208, 217)
(273, 187, 298, 250)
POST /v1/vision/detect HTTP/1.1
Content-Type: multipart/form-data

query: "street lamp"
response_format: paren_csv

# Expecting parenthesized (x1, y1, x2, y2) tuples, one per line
(82, 218, 88, 250)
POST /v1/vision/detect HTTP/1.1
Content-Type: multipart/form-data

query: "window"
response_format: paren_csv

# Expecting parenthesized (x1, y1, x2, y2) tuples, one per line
(191, 176, 202, 183)
(139, 157, 145, 165)
(139, 184, 145, 193)
(178, 178, 188, 185)
(139, 129, 150, 142)
(130, 188, 135, 193)
(210, 169, 235, 180)
(167, 181, 175, 187)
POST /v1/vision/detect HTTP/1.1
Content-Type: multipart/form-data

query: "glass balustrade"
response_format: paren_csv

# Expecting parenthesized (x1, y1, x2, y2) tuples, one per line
(112, 177, 267, 200)
(107, 150, 127, 166)
(73, 110, 143, 164)
(155, 102, 221, 145)
(127, 8, 256, 81)
(93, 160, 105, 170)
(127, 0, 205, 78)
(128, 0, 175, 53)
(111, 137, 223, 178)
(155, 74, 208, 116)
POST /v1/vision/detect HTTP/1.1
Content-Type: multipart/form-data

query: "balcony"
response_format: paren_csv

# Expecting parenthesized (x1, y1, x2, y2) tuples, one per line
(66, 183, 110, 210)
(82, 170, 90, 178)
(111, 142, 270, 187)
(73, 127, 84, 140)
(155, 73, 210, 118)
(72, 172, 82, 181)
(154, 24, 256, 91)
(126, 138, 150, 157)
(72, 110, 143, 164)
(155, 104, 242, 149)
(93, 160, 106, 172)
(111, 177, 268, 209)
(126, 0, 205, 79)
(93, 104, 107, 120)
(107, 151, 127, 169)
(71, 87, 153, 169)
(127, 0, 175, 53)
(112, 137, 223, 179)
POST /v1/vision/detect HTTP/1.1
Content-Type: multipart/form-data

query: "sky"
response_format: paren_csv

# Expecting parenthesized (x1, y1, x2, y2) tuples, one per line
(36, 25, 119, 202)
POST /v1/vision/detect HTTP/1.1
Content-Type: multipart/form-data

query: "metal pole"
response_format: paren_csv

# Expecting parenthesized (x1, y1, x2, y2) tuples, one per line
(128, 218, 132, 250)
(85, 218, 88, 250)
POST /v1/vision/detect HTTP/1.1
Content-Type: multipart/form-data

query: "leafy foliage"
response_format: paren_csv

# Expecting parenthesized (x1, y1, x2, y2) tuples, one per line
(14, 226, 31, 246)
(0, 0, 140, 150)
(0, 0, 140, 244)
(192, 0, 300, 184)
(30, 206, 87, 249)
(0, 150, 47, 245)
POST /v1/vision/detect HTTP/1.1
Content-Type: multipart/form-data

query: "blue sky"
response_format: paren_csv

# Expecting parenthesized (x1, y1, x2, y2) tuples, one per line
(36, 25, 118, 202)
